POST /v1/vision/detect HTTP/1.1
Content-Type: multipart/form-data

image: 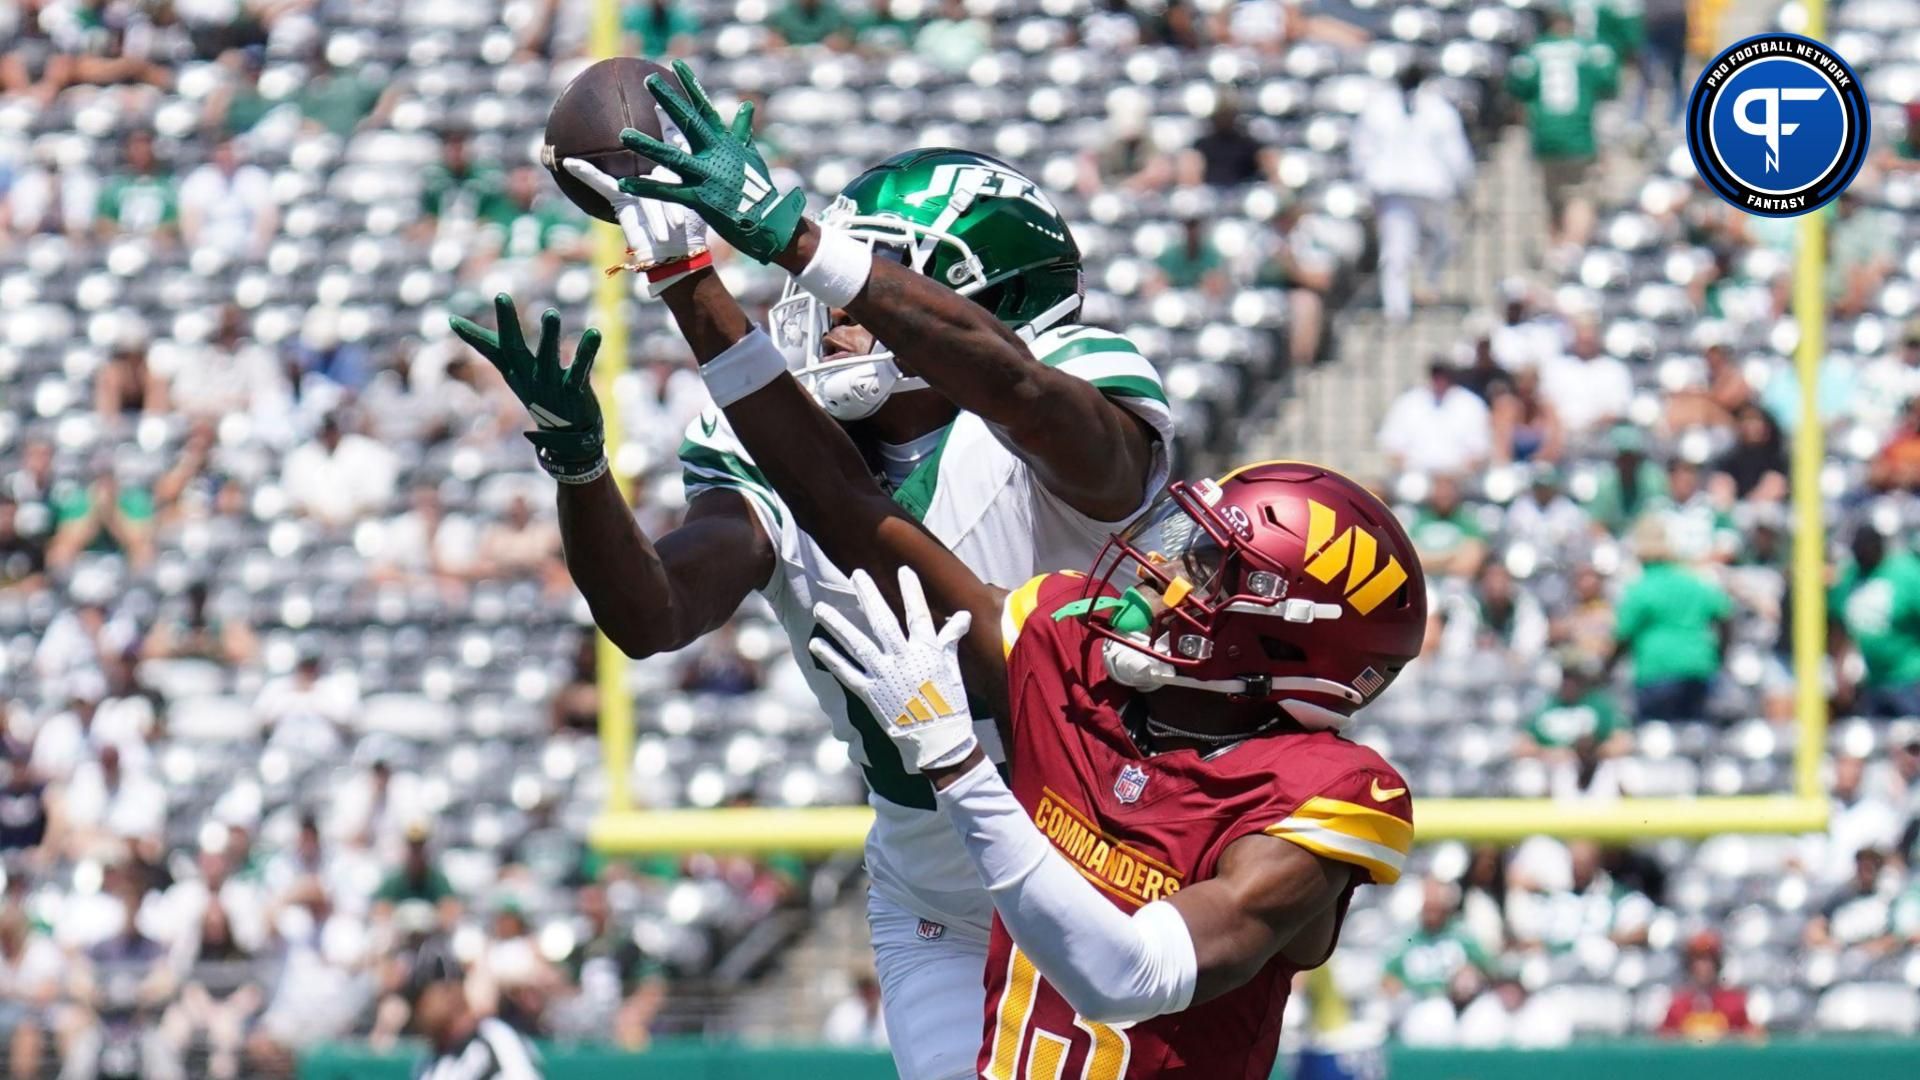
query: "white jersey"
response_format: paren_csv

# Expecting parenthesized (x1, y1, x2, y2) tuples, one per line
(678, 325, 1174, 932)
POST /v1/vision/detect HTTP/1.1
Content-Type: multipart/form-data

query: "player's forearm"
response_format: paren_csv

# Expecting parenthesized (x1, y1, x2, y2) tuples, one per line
(554, 473, 701, 657)
(934, 757, 1197, 1024)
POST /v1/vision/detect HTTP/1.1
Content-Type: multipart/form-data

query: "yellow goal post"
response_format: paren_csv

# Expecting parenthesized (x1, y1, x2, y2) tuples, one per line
(586, 0, 1832, 853)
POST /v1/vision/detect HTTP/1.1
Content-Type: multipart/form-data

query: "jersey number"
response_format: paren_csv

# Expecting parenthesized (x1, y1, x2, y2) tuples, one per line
(986, 949, 1132, 1080)
(1541, 53, 1581, 112)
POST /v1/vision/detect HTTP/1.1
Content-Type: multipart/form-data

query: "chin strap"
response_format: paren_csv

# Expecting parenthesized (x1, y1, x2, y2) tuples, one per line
(1100, 635, 1361, 733)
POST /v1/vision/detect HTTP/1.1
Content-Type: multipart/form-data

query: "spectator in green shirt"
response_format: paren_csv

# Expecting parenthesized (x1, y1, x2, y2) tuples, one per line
(418, 131, 509, 233)
(95, 130, 178, 239)
(1505, 4, 1618, 252)
(1585, 424, 1668, 535)
(48, 465, 155, 570)
(1608, 518, 1733, 720)
(768, 0, 854, 48)
(914, 0, 989, 72)
(623, 0, 700, 57)
(1830, 527, 1920, 718)
(1383, 879, 1494, 999)
(853, 0, 921, 50)
(295, 55, 395, 138)
(1409, 473, 1487, 580)
(1525, 659, 1629, 754)
(1151, 217, 1229, 297)
(375, 825, 459, 913)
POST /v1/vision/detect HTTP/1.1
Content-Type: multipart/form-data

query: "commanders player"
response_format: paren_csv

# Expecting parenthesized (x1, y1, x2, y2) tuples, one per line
(451, 62, 1171, 1080)
(583, 65, 1426, 1078)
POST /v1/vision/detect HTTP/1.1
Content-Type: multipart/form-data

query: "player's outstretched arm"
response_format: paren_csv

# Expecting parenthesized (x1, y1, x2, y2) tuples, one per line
(662, 273, 1010, 706)
(772, 219, 1159, 522)
(451, 295, 772, 657)
(615, 59, 1157, 522)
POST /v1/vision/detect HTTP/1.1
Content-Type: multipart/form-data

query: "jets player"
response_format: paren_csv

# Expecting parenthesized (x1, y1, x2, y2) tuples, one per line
(450, 61, 1171, 1080)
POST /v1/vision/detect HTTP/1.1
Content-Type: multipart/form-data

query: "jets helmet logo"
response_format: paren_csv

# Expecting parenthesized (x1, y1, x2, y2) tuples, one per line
(903, 163, 1059, 217)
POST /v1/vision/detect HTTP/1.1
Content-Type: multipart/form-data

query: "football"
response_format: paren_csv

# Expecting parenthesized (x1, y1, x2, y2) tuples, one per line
(542, 57, 686, 223)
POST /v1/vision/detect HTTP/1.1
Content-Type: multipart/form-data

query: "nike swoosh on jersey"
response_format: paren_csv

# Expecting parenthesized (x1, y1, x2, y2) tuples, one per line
(1370, 779, 1406, 802)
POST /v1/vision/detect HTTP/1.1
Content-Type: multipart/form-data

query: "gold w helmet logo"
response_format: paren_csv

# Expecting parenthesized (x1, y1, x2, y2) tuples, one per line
(1301, 500, 1409, 616)
(894, 681, 959, 729)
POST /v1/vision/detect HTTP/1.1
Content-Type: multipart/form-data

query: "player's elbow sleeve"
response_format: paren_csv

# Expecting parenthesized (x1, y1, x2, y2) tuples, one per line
(1053, 901, 1198, 1025)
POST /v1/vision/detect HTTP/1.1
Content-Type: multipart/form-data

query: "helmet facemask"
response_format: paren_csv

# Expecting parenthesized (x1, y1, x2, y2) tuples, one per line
(1081, 482, 1366, 726)
(770, 193, 1080, 421)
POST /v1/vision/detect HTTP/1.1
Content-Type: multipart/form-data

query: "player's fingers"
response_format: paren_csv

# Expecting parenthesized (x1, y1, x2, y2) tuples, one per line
(537, 309, 563, 370)
(493, 294, 529, 360)
(560, 157, 623, 200)
(849, 569, 906, 652)
(620, 176, 696, 206)
(642, 75, 707, 148)
(937, 609, 973, 649)
(728, 100, 756, 147)
(619, 128, 704, 177)
(671, 59, 729, 133)
(812, 601, 879, 669)
(896, 566, 936, 642)
(806, 636, 870, 696)
(640, 197, 672, 248)
(447, 316, 500, 362)
(568, 328, 601, 389)
(652, 104, 693, 155)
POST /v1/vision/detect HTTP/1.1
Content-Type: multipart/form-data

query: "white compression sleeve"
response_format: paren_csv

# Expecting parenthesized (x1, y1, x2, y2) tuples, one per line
(935, 757, 1197, 1024)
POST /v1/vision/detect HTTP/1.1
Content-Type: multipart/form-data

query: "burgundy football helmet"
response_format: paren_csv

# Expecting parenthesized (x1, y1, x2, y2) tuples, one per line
(1081, 460, 1427, 727)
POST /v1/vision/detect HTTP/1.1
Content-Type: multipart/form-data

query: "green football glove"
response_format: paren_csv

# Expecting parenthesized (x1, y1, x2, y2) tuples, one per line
(450, 294, 607, 484)
(618, 59, 808, 265)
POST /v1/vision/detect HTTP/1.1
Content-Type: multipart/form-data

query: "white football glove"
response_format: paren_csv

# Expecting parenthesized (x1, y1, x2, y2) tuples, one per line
(561, 106, 709, 298)
(809, 567, 977, 774)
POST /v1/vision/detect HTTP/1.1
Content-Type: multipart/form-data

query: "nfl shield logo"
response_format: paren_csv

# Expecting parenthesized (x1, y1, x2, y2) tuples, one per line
(1114, 764, 1149, 804)
(916, 919, 945, 941)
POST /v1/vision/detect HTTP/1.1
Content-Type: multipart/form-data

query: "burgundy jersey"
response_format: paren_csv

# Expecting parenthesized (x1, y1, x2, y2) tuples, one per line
(978, 573, 1414, 1080)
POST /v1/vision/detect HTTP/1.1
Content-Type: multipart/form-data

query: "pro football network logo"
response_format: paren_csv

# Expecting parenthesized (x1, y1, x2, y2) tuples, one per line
(1685, 32, 1869, 217)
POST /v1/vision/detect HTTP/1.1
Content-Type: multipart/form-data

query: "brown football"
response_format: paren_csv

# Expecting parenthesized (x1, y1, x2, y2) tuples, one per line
(542, 57, 686, 223)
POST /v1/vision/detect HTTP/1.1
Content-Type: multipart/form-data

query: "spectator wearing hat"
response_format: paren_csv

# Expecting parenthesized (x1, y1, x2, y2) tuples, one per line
(1658, 931, 1757, 1041)
(1830, 527, 1920, 718)
(1805, 847, 1900, 957)
(1524, 659, 1629, 760)
(374, 823, 459, 915)
(1379, 363, 1492, 476)
(1584, 425, 1666, 535)
(1607, 518, 1732, 721)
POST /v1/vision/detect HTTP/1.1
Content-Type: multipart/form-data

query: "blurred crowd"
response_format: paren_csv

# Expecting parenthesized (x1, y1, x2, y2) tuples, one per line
(7, 0, 1920, 1073)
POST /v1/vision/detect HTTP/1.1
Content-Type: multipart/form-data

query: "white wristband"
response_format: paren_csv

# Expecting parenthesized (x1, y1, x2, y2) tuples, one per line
(700, 327, 789, 407)
(795, 226, 873, 310)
